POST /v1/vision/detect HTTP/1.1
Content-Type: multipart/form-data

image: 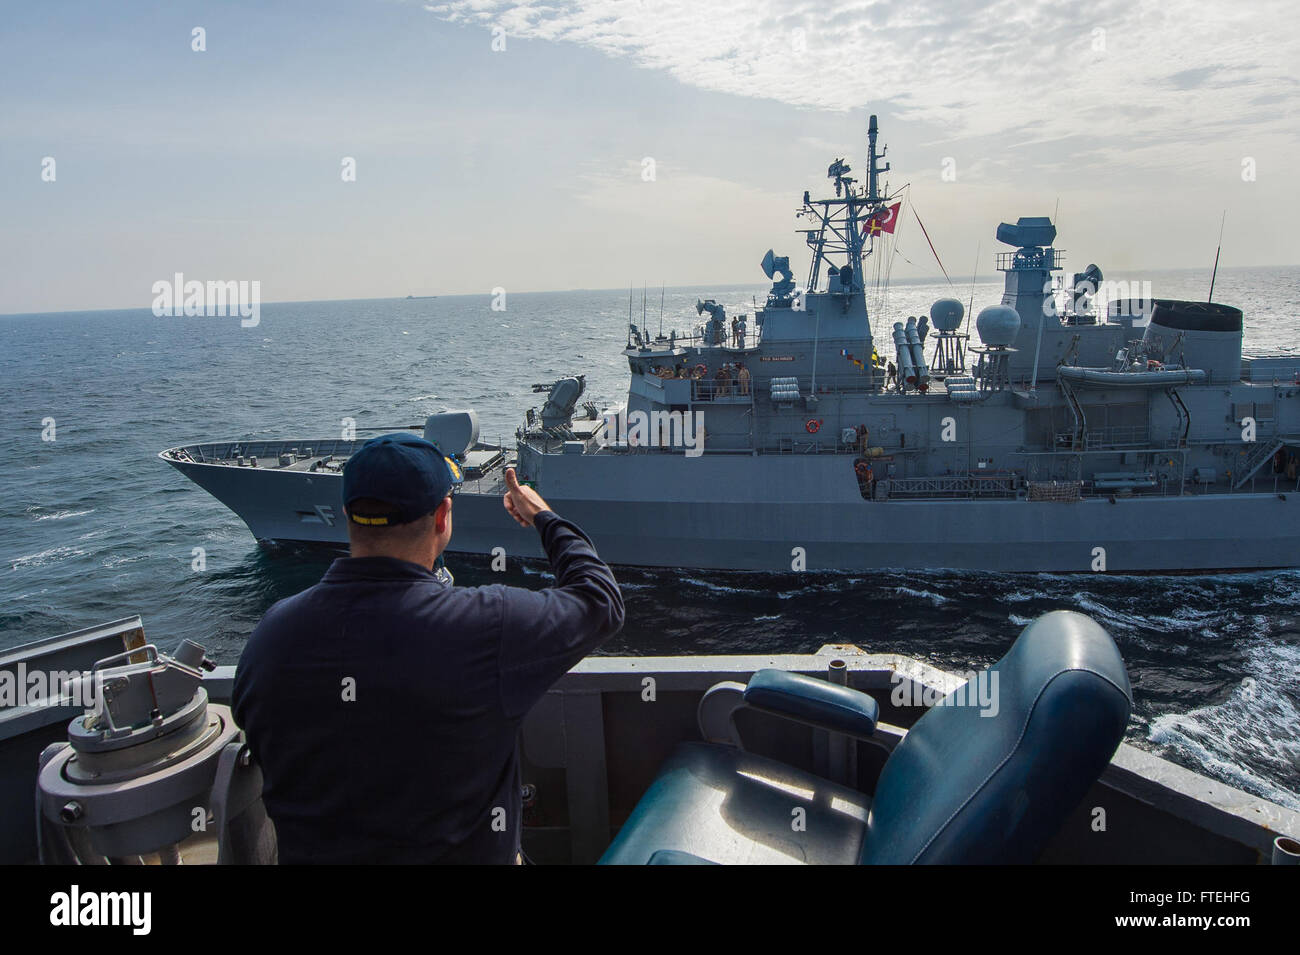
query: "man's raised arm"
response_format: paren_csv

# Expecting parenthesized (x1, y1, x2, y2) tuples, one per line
(497, 469, 625, 719)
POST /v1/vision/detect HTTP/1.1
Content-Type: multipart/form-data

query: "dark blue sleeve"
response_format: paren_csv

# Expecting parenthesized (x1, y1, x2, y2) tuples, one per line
(497, 510, 625, 719)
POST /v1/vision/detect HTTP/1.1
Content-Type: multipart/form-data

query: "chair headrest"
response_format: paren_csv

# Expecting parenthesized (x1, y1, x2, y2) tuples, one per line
(861, 610, 1132, 864)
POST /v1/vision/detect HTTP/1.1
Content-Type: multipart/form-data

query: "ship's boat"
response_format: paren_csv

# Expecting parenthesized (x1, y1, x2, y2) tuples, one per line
(160, 117, 1300, 573)
(4, 611, 1298, 865)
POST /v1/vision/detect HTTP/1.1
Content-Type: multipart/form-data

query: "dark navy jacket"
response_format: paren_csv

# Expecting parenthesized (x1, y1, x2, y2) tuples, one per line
(231, 511, 624, 864)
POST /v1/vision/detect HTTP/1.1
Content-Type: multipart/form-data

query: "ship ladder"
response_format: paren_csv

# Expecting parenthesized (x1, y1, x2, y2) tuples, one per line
(1233, 438, 1286, 490)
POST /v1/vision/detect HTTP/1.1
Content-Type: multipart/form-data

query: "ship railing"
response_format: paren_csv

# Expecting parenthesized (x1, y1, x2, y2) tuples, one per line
(672, 368, 892, 405)
(460, 471, 508, 495)
(1051, 430, 1185, 452)
(687, 372, 885, 403)
(1082, 426, 1151, 450)
(879, 474, 1201, 502)
(1230, 471, 1300, 495)
(178, 434, 513, 468)
(664, 324, 762, 351)
(996, 248, 1064, 271)
(691, 378, 756, 402)
(755, 439, 827, 454)
(878, 474, 1022, 500)
(177, 438, 364, 466)
(874, 472, 1274, 502)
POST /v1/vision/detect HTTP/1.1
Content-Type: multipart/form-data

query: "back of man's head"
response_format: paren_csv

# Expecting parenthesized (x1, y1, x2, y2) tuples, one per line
(341, 433, 462, 568)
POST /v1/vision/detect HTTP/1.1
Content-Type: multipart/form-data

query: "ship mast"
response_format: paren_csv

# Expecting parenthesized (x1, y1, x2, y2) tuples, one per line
(801, 114, 891, 296)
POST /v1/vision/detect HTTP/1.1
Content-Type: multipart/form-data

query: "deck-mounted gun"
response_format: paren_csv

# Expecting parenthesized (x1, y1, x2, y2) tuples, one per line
(696, 300, 728, 346)
(1066, 263, 1104, 323)
(532, 375, 587, 429)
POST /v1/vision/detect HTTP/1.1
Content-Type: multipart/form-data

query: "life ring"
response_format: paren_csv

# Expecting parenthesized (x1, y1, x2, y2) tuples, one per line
(806, 419, 822, 434)
(694, 363, 707, 377)
(854, 459, 871, 479)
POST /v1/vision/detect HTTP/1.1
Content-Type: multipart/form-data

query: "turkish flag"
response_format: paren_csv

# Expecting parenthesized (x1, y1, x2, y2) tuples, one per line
(862, 201, 901, 237)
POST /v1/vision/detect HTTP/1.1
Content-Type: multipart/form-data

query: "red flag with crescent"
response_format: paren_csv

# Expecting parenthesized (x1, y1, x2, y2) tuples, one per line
(862, 201, 901, 237)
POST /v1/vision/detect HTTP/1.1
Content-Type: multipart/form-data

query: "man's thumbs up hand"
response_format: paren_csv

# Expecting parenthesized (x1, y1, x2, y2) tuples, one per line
(503, 467, 550, 528)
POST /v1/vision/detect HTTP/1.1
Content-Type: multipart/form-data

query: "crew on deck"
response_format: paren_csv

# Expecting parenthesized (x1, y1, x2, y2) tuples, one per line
(714, 364, 732, 397)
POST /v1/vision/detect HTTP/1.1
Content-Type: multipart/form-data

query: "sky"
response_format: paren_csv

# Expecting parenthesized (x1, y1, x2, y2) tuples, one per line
(1, 0, 1297, 313)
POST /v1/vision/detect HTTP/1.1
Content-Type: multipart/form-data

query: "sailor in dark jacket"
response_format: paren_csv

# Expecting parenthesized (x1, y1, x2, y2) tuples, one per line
(232, 432, 625, 864)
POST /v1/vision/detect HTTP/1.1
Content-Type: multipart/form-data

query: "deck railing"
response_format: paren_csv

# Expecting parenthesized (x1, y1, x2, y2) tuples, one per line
(880, 474, 1022, 500)
(175, 438, 362, 465)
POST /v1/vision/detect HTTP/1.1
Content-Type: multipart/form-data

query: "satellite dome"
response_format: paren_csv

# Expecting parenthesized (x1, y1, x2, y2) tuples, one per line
(976, 305, 1021, 347)
(930, 298, 964, 332)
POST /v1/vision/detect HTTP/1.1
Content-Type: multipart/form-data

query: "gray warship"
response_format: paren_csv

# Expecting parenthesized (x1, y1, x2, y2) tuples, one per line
(161, 117, 1300, 573)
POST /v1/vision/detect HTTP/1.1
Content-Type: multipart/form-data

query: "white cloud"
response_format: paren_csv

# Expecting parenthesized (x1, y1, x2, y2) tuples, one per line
(421, 0, 1300, 167)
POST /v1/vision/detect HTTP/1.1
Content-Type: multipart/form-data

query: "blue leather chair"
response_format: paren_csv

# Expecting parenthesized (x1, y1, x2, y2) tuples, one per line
(599, 610, 1131, 864)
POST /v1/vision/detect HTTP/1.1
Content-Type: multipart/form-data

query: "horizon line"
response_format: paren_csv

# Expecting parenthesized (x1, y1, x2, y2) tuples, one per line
(2, 263, 1293, 319)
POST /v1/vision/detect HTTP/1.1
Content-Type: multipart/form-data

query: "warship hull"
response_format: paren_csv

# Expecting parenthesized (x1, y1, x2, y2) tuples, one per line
(162, 447, 1300, 572)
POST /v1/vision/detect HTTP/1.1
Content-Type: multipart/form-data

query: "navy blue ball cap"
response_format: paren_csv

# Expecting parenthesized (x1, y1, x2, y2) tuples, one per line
(342, 432, 464, 526)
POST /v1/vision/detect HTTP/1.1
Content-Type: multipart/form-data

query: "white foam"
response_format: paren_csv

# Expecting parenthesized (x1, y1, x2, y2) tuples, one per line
(10, 545, 86, 570)
(1071, 593, 1172, 633)
(27, 507, 94, 522)
(680, 577, 760, 595)
(1148, 638, 1300, 810)
(893, 585, 949, 606)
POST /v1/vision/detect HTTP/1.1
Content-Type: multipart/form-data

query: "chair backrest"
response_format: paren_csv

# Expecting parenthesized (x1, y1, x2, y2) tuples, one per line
(861, 610, 1131, 864)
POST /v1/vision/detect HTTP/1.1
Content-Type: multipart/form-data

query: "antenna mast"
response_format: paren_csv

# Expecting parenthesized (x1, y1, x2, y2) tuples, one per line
(867, 115, 884, 203)
(802, 114, 889, 295)
(1208, 211, 1226, 303)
